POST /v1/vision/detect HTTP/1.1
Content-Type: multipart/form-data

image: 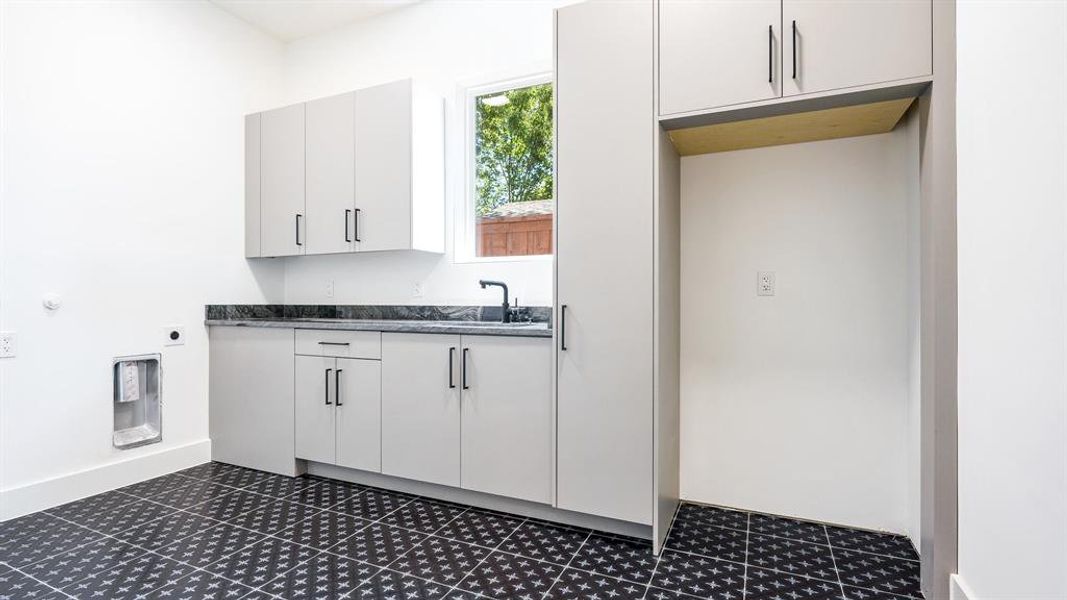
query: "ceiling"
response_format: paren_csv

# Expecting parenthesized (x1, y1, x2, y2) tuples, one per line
(210, 0, 420, 42)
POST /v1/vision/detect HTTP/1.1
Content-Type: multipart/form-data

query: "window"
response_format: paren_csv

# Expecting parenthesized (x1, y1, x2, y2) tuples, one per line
(462, 76, 553, 260)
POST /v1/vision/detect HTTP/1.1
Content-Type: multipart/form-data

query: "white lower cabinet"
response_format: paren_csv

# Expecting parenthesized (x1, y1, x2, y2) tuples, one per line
(336, 357, 382, 472)
(295, 355, 336, 464)
(460, 336, 552, 505)
(210, 326, 298, 476)
(296, 353, 383, 471)
(214, 328, 551, 507)
(381, 333, 463, 487)
(380, 333, 553, 503)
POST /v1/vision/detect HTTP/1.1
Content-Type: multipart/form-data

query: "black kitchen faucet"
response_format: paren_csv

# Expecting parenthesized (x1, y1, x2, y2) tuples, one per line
(478, 280, 512, 323)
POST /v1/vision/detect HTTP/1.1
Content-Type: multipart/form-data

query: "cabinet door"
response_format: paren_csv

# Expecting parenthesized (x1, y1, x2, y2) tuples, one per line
(244, 114, 261, 258)
(659, 0, 781, 115)
(783, 0, 931, 97)
(336, 358, 382, 473)
(355, 80, 412, 252)
(209, 326, 298, 476)
(556, 0, 654, 525)
(460, 336, 552, 504)
(260, 103, 306, 257)
(306, 92, 356, 255)
(295, 355, 336, 464)
(381, 333, 461, 486)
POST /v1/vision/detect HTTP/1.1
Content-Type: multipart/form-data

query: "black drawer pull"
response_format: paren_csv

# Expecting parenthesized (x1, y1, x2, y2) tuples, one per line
(792, 20, 798, 79)
(448, 347, 456, 389)
(462, 348, 470, 390)
(560, 304, 568, 351)
(768, 25, 773, 83)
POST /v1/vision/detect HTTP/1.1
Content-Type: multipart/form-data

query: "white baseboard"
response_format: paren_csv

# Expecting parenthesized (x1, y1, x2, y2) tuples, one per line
(0, 439, 211, 520)
(950, 574, 976, 600)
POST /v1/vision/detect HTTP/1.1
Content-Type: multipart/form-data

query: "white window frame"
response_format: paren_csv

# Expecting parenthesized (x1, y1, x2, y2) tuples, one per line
(455, 72, 554, 264)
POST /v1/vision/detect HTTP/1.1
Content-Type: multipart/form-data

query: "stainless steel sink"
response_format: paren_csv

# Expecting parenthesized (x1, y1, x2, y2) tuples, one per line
(428, 321, 543, 328)
(291, 318, 544, 328)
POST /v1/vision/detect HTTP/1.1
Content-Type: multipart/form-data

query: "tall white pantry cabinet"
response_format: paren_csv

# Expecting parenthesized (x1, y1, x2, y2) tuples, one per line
(555, 0, 681, 552)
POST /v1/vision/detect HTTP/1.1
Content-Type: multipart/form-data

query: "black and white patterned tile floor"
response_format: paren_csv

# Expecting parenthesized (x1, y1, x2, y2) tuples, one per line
(0, 462, 923, 599)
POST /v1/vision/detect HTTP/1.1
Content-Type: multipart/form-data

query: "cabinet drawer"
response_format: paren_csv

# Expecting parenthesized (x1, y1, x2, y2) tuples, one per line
(295, 329, 381, 359)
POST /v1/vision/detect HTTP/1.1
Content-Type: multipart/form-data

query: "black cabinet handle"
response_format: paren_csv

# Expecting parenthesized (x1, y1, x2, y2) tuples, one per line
(462, 348, 470, 390)
(296, 214, 304, 246)
(354, 208, 361, 242)
(345, 209, 352, 243)
(324, 368, 332, 405)
(317, 341, 350, 346)
(335, 369, 343, 406)
(560, 304, 568, 351)
(768, 25, 773, 83)
(448, 347, 456, 389)
(791, 20, 797, 80)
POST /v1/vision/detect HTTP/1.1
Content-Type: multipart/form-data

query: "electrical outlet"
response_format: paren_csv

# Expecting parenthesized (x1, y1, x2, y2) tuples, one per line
(0, 332, 16, 358)
(325, 280, 335, 298)
(757, 271, 776, 296)
(164, 326, 185, 346)
(413, 282, 425, 298)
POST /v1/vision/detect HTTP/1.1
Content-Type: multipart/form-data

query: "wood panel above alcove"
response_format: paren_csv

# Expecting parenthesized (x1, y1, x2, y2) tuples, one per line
(660, 78, 931, 156)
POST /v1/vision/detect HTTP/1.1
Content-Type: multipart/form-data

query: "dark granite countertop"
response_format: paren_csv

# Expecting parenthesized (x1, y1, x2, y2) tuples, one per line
(204, 305, 552, 338)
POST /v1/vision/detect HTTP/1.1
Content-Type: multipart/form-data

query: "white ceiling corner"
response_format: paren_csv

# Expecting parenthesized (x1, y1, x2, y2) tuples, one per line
(210, 0, 420, 43)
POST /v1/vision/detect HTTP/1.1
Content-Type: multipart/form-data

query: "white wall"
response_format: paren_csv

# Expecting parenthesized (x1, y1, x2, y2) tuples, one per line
(955, 1, 1067, 598)
(278, 0, 565, 307)
(679, 129, 920, 536)
(0, 0, 286, 517)
(0, 0, 568, 518)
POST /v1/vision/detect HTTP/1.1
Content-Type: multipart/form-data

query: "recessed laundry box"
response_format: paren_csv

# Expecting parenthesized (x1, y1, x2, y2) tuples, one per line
(112, 354, 162, 449)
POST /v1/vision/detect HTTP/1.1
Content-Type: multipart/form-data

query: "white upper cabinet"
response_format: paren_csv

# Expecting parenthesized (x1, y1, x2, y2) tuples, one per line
(657, 0, 932, 117)
(244, 114, 261, 258)
(355, 79, 445, 253)
(659, 0, 782, 115)
(246, 79, 443, 258)
(355, 80, 412, 253)
(783, 0, 931, 97)
(305, 92, 356, 255)
(259, 103, 306, 257)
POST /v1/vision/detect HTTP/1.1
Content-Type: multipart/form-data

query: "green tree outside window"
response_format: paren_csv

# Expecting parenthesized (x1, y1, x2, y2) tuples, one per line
(474, 83, 553, 217)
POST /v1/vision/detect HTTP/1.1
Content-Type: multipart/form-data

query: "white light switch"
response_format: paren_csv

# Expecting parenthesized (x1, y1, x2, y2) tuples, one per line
(325, 280, 335, 298)
(757, 271, 776, 296)
(0, 332, 16, 358)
